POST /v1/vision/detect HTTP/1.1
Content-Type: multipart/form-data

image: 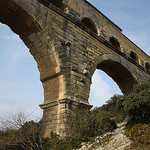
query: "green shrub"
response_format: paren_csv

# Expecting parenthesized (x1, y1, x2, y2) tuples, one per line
(91, 109, 117, 134)
(125, 142, 150, 150)
(99, 95, 127, 123)
(129, 123, 150, 144)
(34, 80, 150, 149)
(66, 107, 92, 139)
(65, 106, 117, 148)
(123, 80, 150, 128)
(42, 132, 74, 150)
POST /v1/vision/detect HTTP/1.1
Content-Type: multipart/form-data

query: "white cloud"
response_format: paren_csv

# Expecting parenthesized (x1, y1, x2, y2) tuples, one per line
(89, 70, 111, 107)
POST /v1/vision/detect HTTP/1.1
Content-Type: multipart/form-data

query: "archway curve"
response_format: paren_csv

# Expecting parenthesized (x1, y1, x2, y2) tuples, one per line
(0, 0, 61, 77)
(109, 37, 120, 49)
(89, 69, 122, 107)
(145, 62, 150, 71)
(130, 50, 138, 63)
(39, 0, 65, 11)
(0, 24, 44, 117)
(0, 0, 62, 112)
(89, 54, 137, 95)
(81, 17, 98, 34)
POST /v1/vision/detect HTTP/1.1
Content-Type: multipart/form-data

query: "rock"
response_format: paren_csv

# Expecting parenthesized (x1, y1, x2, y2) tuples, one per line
(96, 123, 132, 150)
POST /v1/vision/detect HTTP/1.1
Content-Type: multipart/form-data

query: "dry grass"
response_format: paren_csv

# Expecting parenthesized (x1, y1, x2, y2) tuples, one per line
(125, 142, 150, 150)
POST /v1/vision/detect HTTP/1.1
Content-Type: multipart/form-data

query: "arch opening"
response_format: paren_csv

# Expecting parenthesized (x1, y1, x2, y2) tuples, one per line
(89, 70, 122, 107)
(145, 62, 150, 71)
(130, 51, 138, 62)
(97, 60, 136, 95)
(0, 0, 40, 38)
(0, 2, 62, 137)
(109, 37, 120, 49)
(89, 59, 136, 107)
(81, 17, 97, 34)
(39, 0, 65, 10)
(0, 23, 43, 119)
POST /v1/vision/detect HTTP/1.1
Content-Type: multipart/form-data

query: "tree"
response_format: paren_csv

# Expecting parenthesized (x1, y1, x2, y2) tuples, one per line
(0, 111, 43, 150)
(123, 80, 150, 128)
(66, 106, 117, 145)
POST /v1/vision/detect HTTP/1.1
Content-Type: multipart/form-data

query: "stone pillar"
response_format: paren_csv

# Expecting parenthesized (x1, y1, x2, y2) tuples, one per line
(40, 98, 92, 137)
(38, 59, 92, 137)
(38, 35, 93, 137)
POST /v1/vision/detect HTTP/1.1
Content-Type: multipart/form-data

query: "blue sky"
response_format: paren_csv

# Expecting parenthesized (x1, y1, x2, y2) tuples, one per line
(0, 0, 150, 118)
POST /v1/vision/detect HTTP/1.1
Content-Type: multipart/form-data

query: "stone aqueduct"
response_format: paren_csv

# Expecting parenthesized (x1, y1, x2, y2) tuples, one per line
(0, 0, 150, 137)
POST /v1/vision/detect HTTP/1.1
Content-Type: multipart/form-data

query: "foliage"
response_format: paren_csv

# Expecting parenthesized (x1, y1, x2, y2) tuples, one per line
(0, 111, 43, 150)
(128, 123, 150, 144)
(42, 131, 93, 150)
(1, 80, 150, 149)
(65, 106, 117, 149)
(123, 80, 150, 128)
(66, 107, 91, 139)
(125, 142, 150, 150)
(42, 132, 73, 150)
(99, 80, 150, 130)
(41, 106, 117, 150)
(0, 121, 43, 150)
(99, 94, 126, 123)
(91, 108, 117, 134)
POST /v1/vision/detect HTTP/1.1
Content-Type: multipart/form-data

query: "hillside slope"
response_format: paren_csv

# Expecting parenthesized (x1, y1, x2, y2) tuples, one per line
(96, 122, 132, 150)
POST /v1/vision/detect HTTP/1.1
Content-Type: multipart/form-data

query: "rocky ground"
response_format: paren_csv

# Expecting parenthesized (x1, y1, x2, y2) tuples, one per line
(77, 122, 132, 150)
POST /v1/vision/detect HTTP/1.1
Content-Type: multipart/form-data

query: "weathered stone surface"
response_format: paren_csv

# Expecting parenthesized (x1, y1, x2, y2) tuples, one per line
(0, 0, 150, 137)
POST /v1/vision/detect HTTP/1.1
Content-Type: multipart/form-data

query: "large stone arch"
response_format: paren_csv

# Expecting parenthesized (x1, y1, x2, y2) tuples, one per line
(0, 0, 64, 137)
(89, 54, 137, 95)
(0, 0, 60, 80)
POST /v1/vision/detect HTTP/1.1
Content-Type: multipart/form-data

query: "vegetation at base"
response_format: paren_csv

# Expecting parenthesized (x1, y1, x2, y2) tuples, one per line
(0, 111, 43, 150)
(0, 80, 150, 149)
(42, 107, 117, 150)
(123, 80, 150, 128)
(67, 107, 117, 138)
(125, 142, 150, 150)
(96, 94, 126, 123)
(123, 80, 150, 147)
(99, 80, 150, 146)
(128, 123, 150, 144)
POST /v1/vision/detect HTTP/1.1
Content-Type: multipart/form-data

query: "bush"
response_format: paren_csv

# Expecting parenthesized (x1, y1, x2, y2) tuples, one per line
(66, 107, 92, 139)
(42, 132, 73, 150)
(0, 111, 43, 150)
(123, 80, 150, 128)
(65, 106, 117, 148)
(129, 123, 150, 144)
(99, 95, 126, 123)
(91, 108, 117, 134)
(2, 81, 150, 149)
(125, 142, 150, 150)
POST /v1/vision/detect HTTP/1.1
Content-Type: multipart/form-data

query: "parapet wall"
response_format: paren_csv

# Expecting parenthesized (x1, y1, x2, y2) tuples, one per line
(40, 0, 150, 71)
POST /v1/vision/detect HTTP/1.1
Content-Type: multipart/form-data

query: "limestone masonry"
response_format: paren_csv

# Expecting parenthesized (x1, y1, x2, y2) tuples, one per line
(0, 0, 150, 137)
